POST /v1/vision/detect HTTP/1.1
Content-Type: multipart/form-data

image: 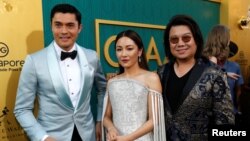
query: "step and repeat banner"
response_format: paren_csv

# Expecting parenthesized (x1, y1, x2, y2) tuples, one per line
(0, 0, 219, 140)
(42, 0, 219, 75)
(0, 0, 43, 140)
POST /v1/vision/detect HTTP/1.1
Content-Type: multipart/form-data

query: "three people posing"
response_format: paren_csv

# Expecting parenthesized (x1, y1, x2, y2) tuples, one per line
(14, 3, 235, 141)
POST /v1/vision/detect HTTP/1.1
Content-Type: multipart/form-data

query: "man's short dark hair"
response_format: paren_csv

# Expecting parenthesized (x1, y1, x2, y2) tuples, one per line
(50, 3, 81, 25)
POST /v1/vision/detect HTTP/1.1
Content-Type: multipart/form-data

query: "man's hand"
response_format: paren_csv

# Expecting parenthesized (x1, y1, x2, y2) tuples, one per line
(44, 136, 56, 141)
(96, 121, 102, 141)
(227, 72, 240, 80)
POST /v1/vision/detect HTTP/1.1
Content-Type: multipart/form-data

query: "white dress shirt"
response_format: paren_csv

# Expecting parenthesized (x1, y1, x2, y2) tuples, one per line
(54, 42, 82, 108)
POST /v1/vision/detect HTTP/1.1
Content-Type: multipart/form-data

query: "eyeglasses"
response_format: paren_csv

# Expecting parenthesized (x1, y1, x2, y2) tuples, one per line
(169, 35, 192, 44)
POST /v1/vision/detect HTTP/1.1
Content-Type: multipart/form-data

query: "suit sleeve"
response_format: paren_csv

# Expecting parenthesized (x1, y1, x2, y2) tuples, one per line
(212, 71, 235, 125)
(93, 53, 107, 121)
(14, 55, 47, 141)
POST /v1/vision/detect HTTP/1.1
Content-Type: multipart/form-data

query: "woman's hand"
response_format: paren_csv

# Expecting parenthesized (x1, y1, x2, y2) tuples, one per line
(107, 127, 119, 141)
(115, 135, 133, 141)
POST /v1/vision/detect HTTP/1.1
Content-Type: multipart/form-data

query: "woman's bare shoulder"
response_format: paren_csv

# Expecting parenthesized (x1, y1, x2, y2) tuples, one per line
(143, 71, 162, 93)
(143, 71, 160, 81)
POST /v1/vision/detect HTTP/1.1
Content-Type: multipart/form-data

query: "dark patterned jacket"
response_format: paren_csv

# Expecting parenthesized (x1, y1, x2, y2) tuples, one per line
(157, 57, 235, 141)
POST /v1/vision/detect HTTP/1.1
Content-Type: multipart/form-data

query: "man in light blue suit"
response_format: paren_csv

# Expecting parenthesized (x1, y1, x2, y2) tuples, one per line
(14, 3, 106, 141)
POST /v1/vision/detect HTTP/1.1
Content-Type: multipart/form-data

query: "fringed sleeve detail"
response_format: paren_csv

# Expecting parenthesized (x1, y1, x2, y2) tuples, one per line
(149, 90, 166, 141)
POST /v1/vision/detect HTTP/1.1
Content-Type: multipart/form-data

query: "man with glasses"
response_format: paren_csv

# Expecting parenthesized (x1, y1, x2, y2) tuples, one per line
(157, 15, 234, 141)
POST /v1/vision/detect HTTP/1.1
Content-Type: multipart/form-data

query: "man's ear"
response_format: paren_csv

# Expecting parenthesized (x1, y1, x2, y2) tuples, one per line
(78, 24, 83, 33)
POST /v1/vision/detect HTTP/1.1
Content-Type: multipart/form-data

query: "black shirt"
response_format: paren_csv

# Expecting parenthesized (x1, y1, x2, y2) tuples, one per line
(166, 64, 193, 114)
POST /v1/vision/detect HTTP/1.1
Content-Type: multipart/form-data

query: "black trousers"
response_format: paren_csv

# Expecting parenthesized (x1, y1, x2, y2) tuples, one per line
(71, 125, 82, 141)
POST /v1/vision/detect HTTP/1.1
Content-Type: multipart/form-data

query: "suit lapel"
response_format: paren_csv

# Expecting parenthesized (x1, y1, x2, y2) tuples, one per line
(161, 63, 174, 115)
(164, 59, 207, 115)
(76, 45, 94, 110)
(47, 44, 74, 109)
(180, 59, 206, 105)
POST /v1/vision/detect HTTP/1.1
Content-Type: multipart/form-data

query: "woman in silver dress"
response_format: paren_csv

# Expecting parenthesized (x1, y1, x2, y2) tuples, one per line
(102, 30, 166, 141)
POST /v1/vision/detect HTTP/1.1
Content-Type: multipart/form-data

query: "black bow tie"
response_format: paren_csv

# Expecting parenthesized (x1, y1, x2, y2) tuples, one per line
(60, 50, 77, 60)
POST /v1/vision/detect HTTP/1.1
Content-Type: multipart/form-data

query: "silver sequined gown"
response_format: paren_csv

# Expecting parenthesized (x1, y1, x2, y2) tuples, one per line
(102, 78, 166, 141)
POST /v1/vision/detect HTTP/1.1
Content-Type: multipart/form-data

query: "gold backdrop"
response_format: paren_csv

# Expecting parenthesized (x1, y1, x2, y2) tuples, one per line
(0, 0, 43, 140)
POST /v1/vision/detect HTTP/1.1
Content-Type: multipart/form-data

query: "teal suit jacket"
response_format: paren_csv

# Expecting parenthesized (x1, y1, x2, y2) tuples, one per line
(14, 42, 107, 141)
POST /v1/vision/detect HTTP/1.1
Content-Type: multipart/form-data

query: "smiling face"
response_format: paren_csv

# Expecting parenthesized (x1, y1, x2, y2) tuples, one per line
(51, 12, 82, 51)
(115, 36, 142, 70)
(169, 25, 197, 61)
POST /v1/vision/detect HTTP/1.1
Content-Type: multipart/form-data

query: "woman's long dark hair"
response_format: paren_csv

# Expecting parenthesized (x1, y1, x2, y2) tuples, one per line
(114, 30, 149, 74)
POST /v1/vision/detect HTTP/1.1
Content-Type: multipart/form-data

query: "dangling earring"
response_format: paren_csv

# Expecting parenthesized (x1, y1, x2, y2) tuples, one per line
(138, 56, 141, 62)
